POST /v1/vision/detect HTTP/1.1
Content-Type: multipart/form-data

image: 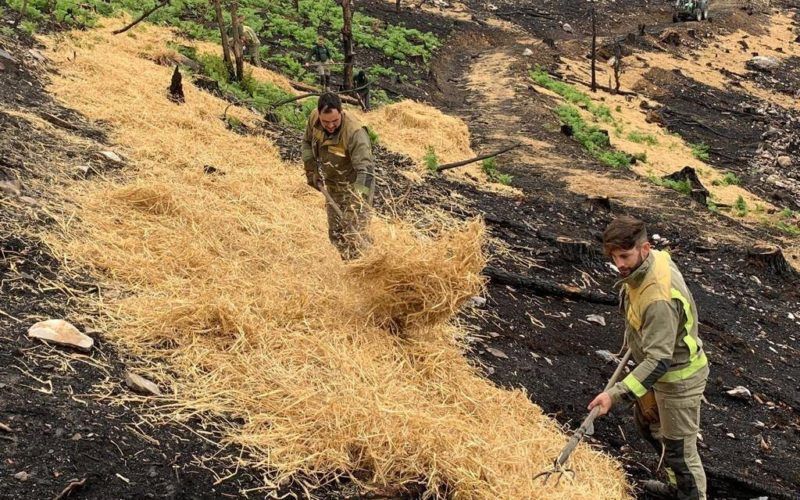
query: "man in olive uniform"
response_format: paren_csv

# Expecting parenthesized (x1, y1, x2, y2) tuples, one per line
(309, 36, 333, 90)
(589, 216, 709, 499)
(301, 92, 375, 260)
(240, 24, 262, 67)
(228, 17, 261, 67)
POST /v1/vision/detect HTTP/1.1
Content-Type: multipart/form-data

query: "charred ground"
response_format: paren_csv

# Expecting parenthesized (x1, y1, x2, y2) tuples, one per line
(2, 1, 800, 499)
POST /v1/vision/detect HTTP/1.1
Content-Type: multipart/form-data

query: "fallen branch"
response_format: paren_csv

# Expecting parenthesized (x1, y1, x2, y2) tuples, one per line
(36, 111, 80, 131)
(112, 0, 171, 35)
(435, 143, 522, 172)
(268, 82, 370, 109)
(54, 478, 87, 500)
(484, 267, 617, 305)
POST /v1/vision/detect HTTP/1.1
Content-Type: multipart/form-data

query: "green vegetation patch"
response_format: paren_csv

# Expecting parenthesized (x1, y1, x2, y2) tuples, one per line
(648, 175, 692, 195)
(555, 104, 632, 169)
(626, 131, 659, 145)
(481, 157, 513, 186)
(424, 146, 439, 173)
(690, 142, 710, 161)
(712, 172, 741, 186)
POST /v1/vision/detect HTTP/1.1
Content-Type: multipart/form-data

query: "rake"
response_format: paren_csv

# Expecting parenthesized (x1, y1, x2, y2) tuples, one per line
(534, 348, 633, 484)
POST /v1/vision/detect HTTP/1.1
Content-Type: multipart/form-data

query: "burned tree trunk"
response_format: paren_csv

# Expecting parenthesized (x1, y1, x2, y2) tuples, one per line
(538, 229, 600, 263)
(340, 0, 355, 90)
(484, 267, 617, 305)
(747, 245, 796, 278)
(663, 166, 710, 205)
(229, 1, 245, 82)
(590, 2, 597, 93)
(396, 0, 401, 13)
(613, 42, 622, 93)
(168, 65, 185, 103)
(212, 0, 234, 79)
(583, 195, 612, 212)
(555, 236, 598, 263)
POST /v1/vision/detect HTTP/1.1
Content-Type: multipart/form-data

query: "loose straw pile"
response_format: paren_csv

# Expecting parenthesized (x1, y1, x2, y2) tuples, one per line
(41, 20, 630, 499)
(354, 100, 474, 166)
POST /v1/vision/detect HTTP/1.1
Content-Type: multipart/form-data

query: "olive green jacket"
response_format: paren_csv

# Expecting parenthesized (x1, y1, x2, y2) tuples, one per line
(301, 109, 374, 195)
(608, 250, 709, 404)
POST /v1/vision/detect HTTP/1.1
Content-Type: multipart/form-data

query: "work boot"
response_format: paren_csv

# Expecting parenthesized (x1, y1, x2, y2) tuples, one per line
(641, 479, 677, 498)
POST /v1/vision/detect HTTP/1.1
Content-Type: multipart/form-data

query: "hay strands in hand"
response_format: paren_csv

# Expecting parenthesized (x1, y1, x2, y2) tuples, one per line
(534, 348, 632, 484)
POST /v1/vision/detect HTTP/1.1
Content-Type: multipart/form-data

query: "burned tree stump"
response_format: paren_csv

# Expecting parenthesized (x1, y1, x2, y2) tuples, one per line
(538, 229, 600, 264)
(555, 236, 598, 263)
(663, 166, 710, 205)
(747, 245, 795, 278)
(583, 195, 612, 212)
(168, 65, 185, 104)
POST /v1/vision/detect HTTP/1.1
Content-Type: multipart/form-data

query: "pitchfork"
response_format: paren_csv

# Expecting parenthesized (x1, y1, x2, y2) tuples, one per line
(534, 348, 633, 484)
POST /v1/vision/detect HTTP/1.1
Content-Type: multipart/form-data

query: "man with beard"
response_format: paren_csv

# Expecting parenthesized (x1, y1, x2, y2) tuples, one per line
(589, 216, 709, 499)
(302, 92, 374, 260)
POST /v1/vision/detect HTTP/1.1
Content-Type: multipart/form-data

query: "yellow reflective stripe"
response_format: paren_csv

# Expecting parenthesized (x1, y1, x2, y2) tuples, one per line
(659, 352, 708, 383)
(622, 374, 648, 398)
(671, 288, 698, 359)
(683, 333, 699, 359)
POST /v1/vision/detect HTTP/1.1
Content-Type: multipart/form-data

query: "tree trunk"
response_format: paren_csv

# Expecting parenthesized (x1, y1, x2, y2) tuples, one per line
(747, 245, 795, 278)
(14, 0, 30, 27)
(168, 65, 185, 103)
(229, 0, 244, 82)
(396, 0, 401, 13)
(590, 3, 597, 93)
(341, 0, 354, 90)
(212, 0, 234, 79)
(293, 0, 300, 11)
(662, 166, 710, 205)
(613, 42, 622, 93)
(484, 267, 617, 305)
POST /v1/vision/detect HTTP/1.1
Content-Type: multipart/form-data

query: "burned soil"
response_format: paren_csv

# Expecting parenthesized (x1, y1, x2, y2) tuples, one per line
(3, 1, 800, 499)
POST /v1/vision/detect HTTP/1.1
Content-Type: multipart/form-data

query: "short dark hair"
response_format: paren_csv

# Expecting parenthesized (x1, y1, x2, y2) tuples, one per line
(603, 216, 647, 255)
(317, 92, 342, 114)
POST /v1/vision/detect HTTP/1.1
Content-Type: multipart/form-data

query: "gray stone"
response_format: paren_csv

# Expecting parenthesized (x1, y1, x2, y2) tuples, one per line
(13, 471, 29, 482)
(726, 386, 752, 400)
(465, 296, 487, 308)
(125, 372, 162, 396)
(595, 350, 618, 363)
(776, 156, 792, 168)
(746, 56, 780, 72)
(98, 151, 123, 163)
(523, 48, 533, 57)
(0, 180, 21, 197)
(586, 314, 606, 326)
(486, 347, 509, 359)
(0, 48, 17, 65)
(28, 319, 94, 352)
(562, 23, 574, 33)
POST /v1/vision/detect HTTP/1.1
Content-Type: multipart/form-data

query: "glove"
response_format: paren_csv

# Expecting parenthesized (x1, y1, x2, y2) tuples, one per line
(306, 172, 322, 191)
(636, 389, 660, 424)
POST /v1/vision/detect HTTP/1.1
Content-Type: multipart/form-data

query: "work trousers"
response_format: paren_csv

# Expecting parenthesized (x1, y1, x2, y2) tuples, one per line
(325, 185, 372, 261)
(633, 377, 707, 500)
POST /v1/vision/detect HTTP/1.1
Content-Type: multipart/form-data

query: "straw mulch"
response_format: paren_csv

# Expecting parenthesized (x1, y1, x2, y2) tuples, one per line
(354, 100, 474, 167)
(40, 21, 630, 499)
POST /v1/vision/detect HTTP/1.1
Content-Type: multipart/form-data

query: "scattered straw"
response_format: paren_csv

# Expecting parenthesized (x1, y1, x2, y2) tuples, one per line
(348, 220, 486, 332)
(40, 22, 630, 499)
(354, 101, 476, 169)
